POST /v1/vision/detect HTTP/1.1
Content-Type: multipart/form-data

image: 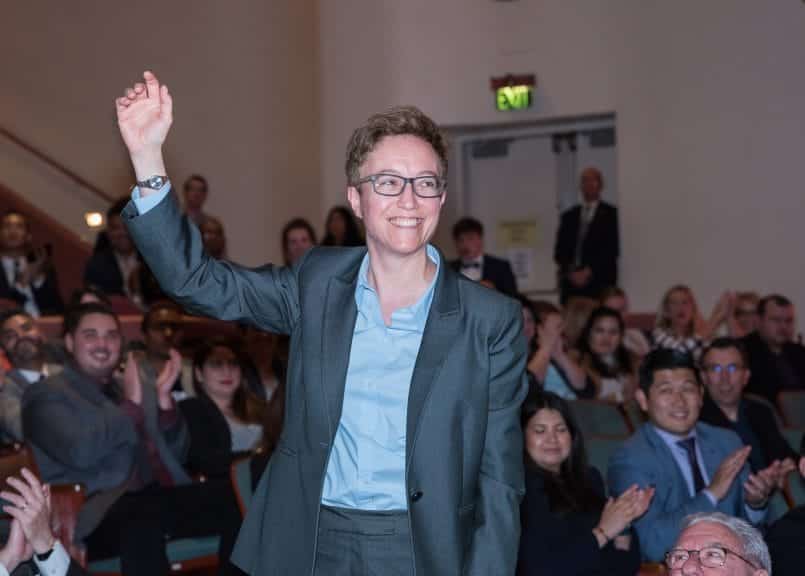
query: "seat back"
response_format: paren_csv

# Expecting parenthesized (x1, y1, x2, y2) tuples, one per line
(777, 390, 805, 428)
(586, 435, 628, 486)
(50, 484, 87, 567)
(570, 399, 632, 437)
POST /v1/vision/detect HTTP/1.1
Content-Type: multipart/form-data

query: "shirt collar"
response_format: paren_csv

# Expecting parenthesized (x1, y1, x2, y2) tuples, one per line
(652, 423, 697, 447)
(355, 245, 440, 332)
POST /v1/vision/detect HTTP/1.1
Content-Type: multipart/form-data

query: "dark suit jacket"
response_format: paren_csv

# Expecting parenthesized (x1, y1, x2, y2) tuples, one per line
(124, 190, 528, 576)
(450, 253, 518, 297)
(517, 466, 640, 576)
(83, 248, 127, 295)
(699, 394, 797, 471)
(553, 202, 619, 302)
(179, 393, 237, 479)
(608, 422, 759, 562)
(0, 264, 63, 315)
(21, 363, 190, 539)
(743, 331, 805, 404)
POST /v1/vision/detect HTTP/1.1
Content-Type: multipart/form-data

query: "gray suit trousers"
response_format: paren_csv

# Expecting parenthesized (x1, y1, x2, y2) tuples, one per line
(314, 506, 413, 576)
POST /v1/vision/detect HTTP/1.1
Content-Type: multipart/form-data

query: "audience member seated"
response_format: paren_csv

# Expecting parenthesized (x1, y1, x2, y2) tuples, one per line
(563, 297, 597, 351)
(0, 211, 63, 317)
(66, 286, 112, 310)
(743, 294, 805, 404)
(766, 452, 805, 576)
(0, 469, 86, 576)
(0, 309, 62, 442)
(321, 205, 363, 247)
(666, 512, 770, 576)
(599, 286, 651, 358)
(517, 391, 650, 575)
(182, 174, 212, 226)
(729, 291, 761, 339)
(239, 326, 287, 402)
(527, 301, 592, 399)
(652, 285, 730, 360)
(699, 337, 799, 476)
(281, 218, 317, 266)
(450, 217, 518, 296)
(574, 306, 637, 404)
(21, 303, 237, 575)
(553, 167, 619, 305)
(200, 216, 227, 260)
(180, 338, 267, 478)
(83, 198, 146, 306)
(138, 300, 194, 400)
(608, 349, 774, 562)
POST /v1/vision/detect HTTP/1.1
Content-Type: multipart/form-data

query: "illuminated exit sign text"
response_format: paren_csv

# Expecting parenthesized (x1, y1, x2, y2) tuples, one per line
(490, 74, 536, 112)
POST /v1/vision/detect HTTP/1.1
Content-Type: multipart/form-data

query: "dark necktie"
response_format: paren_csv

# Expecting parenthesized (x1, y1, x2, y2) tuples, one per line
(677, 437, 706, 493)
(573, 205, 592, 266)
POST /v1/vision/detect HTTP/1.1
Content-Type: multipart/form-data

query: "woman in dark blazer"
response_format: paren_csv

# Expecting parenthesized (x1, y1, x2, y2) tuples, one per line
(517, 391, 651, 576)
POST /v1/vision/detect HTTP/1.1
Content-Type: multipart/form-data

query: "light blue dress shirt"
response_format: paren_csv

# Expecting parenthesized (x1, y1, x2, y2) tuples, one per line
(132, 184, 439, 510)
(542, 363, 577, 400)
(321, 246, 438, 510)
(652, 424, 765, 523)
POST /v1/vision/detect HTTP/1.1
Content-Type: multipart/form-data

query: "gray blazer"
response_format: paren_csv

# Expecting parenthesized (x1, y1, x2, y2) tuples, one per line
(21, 364, 190, 539)
(123, 191, 528, 575)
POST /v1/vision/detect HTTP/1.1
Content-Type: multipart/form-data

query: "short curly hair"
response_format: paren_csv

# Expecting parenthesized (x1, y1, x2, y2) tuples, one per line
(344, 106, 448, 186)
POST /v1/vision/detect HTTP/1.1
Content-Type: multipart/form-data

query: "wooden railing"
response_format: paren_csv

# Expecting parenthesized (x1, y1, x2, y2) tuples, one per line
(0, 125, 115, 203)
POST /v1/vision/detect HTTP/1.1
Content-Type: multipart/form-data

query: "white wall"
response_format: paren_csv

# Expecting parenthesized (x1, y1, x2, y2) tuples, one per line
(319, 0, 805, 325)
(0, 0, 320, 266)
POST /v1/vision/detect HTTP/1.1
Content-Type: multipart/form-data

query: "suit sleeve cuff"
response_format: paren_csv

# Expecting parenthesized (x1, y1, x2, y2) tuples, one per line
(33, 540, 71, 576)
(131, 183, 172, 215)
(702, 489, 718, 507)
(744, 502, 767, 524)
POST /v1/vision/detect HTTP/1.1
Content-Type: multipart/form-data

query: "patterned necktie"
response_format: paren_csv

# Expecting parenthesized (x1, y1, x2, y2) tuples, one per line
(677, 437, 706, 493)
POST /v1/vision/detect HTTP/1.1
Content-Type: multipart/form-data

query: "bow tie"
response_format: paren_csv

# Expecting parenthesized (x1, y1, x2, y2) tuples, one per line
(461, 261, 481, 269)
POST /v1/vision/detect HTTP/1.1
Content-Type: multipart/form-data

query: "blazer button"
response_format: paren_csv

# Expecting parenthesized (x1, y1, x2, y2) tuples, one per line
(410, 490, 423, 502)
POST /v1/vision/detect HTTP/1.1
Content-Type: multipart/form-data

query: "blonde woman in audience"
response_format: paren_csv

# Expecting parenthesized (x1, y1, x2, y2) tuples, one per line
(652, 284, 731, 360)
(527, 301, 593, 399)
(599, 286, 650, 358)
(575, 306, 638, 404)
(517, 391, 651, 575)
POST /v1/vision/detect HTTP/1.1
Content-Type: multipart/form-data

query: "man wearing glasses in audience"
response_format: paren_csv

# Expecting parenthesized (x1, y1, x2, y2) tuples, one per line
(115, 71, 527, 576)
(665, 512, 770, 575)
(699, 337, 800, 478)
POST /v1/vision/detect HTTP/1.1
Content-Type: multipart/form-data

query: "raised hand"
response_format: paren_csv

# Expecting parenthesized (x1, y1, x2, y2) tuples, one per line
(1, 468, 55, 556)
(0, 518, 32, 573)
(596, 484, 655, 542)
(115, 70, 171, 181)
(708, 445, 751, 501)
(744, 467, 775, 509)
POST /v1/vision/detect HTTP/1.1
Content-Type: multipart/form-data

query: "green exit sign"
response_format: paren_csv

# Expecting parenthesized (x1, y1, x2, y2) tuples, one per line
(496, 85, 533, 111)
(490, 74, 536, 112)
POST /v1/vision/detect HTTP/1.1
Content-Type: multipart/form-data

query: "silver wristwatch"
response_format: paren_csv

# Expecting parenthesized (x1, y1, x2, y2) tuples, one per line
(136, 175, 169, 190)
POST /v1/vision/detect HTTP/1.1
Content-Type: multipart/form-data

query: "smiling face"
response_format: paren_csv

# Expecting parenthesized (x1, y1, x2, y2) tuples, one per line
(637, 367, 702, 436)
(347, 134, 445, 262)
(701, 347, 749, 412)
(65, 312, 122, 381)
(195, 345, 242, 405)
(524, 408, 573, 474)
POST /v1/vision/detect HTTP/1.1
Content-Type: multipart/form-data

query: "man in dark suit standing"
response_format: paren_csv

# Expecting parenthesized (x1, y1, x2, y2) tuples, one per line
(554, 167, 619, 304)
(450, 217, 518, 297)
(116, 71, 527, 576)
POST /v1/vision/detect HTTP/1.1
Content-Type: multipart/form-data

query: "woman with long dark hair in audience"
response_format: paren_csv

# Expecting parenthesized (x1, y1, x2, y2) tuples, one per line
(518, 391, 652, 575)
(575, 306, 637, 404)
(320, 205, 364, 246)
(180, 338, 267, 477)
(524, 299, 592, 399)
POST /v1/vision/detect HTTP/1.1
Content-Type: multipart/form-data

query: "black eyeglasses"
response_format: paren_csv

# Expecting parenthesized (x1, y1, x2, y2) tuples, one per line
(356, 173, 445, 198)
(665, 545, 759, 570)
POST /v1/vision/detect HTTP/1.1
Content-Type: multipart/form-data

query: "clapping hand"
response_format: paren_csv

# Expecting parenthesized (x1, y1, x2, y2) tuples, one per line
(155, 348, 182, 410)
(0, 468, 56, 572)
(596, 484, 655, 543)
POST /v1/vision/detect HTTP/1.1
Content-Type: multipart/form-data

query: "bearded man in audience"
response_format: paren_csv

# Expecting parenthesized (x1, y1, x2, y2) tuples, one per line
(0, 309, 61, 442)
(21, 303, 239, 575)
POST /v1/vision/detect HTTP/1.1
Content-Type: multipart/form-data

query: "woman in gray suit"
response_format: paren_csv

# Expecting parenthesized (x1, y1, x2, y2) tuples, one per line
(115, 71, 528, 576)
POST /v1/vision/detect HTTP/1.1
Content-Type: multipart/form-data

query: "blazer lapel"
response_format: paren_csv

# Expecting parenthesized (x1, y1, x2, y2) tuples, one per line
(321, 271, 360, 440)
(406, 253, 461, 465)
